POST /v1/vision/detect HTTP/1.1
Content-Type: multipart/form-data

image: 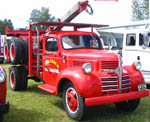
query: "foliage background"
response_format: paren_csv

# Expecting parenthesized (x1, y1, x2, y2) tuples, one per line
(132, 0, 149, 21)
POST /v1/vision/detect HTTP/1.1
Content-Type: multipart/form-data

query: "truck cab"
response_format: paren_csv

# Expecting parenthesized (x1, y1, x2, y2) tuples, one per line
(5, 22, 149, 121)
(41, 31, 103, 88)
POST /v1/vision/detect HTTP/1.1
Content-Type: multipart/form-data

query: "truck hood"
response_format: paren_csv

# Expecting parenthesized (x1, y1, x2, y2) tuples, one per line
(64, 49, 119, 61)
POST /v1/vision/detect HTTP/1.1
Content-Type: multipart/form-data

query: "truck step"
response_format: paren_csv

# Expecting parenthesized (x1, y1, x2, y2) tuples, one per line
(38, 84, 56, 94)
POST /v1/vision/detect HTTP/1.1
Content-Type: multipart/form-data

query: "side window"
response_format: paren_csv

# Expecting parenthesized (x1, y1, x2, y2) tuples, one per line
(126, 34, 136, 46)
(46, 38, 58, 51)
(139, 32, 150, 47)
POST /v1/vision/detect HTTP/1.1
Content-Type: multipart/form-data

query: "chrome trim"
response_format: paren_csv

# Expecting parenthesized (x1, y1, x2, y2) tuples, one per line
(122, 79, 130, 82)
(122, 75, 130, 78)
(101, 76, 117, 79)
(101, 55, 122, 93)
(102, 85, 118, 88)
(122, 83, 131, 86)
(121, 87, 131, 90)
(102, 89, 118, 92)
(102, 81, 118, 83)
(118, 55, 122, 93)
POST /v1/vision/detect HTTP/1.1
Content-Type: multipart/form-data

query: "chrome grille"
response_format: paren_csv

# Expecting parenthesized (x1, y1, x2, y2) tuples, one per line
(121, 75, 131, 91)
(101, 74, 131, 95)
(101, 75, 118, 94)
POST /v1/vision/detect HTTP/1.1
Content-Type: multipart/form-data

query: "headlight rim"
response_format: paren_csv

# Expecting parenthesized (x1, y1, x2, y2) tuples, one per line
(134, 61, 142, 70)
(82, 63, 92, 74)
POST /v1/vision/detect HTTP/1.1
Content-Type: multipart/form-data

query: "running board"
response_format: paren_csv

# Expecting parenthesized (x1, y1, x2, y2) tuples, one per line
(38, 84, 56, 94)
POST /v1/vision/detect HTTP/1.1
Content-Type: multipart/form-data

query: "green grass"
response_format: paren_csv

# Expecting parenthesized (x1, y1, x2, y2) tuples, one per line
(1, 64, 150, 122)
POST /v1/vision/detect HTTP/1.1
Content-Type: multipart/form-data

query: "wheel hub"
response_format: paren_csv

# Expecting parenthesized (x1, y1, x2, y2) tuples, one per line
(10, 72, 15, 87)
(66, 88, 78, 113)
(10, 43, 15, 60)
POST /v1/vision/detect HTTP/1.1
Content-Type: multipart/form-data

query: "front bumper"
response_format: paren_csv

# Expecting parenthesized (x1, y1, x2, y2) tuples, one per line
(0, 101, 9, 116)
(85, 89, 149, 106)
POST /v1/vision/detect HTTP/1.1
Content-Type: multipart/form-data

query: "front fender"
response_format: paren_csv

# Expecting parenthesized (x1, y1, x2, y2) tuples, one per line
(123, 65, 145, 91)
(56, 67, 101, 98)
(0, 66, 7, 104)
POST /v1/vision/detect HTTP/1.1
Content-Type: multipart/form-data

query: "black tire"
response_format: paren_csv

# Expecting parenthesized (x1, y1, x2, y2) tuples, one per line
(9, 66, 28, 91)
(9, 39, 22, 64)
(18, 66, 28, 90)
(21, 39, 28, 64)
(115, 99, 140, 112)
(63, 82, 87, 121)
(9, 66, 21, 91)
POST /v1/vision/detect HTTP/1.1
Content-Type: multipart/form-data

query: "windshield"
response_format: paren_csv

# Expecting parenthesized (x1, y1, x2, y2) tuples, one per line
(61, 35, 102, 49)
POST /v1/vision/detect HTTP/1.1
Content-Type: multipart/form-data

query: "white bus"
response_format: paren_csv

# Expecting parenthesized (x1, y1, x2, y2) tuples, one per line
(97, 21, 150, 85)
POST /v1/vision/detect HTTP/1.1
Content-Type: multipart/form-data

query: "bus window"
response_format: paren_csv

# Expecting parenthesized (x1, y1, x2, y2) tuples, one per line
(139, 32, 150, 47)
(126, 34, 136, 46)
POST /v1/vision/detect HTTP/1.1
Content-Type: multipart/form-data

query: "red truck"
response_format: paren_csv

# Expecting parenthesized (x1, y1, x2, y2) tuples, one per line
(0, 66, 9, 122)
(4, 21, 149, 121)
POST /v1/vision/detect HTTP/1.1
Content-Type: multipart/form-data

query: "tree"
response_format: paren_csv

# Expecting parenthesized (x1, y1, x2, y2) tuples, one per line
(132, 0, 149, 21)
(28, 7, 56, 29)
(0, 19, 14, 34)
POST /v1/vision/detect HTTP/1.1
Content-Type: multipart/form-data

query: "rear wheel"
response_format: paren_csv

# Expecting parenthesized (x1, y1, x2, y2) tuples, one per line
(3, 40, 10, 63)
(9, 39, 22, 64)
(18, 66, 28, 90)
(9, 66, 20, 91)
(9, 66, 28, 91)
(115, 99, 140, 112)
(63, 82, 87, 121)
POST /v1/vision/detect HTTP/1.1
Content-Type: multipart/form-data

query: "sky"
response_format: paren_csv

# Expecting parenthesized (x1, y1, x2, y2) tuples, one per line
(0, 0, 132, 28)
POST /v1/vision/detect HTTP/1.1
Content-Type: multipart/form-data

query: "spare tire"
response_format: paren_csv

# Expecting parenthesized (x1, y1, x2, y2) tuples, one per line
(9, 38, 22, 64)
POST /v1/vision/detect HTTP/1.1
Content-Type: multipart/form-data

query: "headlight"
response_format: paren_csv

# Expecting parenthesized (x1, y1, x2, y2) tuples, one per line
(82, 63, 92, 74)
(134, 61, 142, 70)
(0, 70, 6, 83)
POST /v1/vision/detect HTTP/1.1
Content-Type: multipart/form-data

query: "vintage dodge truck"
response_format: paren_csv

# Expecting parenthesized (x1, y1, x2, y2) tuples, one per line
(5, 22, 149, 121)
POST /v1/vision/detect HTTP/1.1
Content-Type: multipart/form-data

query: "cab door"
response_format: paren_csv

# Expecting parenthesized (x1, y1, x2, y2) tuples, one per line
(43, 37, 62, 86)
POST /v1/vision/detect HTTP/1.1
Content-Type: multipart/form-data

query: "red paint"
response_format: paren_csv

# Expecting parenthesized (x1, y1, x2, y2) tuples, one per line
(0, 67, 7, 104)
(0, 66, 9, 116)
(85, 89, 149, 106)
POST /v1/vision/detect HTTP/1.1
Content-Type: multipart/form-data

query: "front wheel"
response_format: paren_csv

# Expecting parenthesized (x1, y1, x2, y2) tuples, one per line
(115, 99, 140, 112)
(63, 82, 87, 121)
